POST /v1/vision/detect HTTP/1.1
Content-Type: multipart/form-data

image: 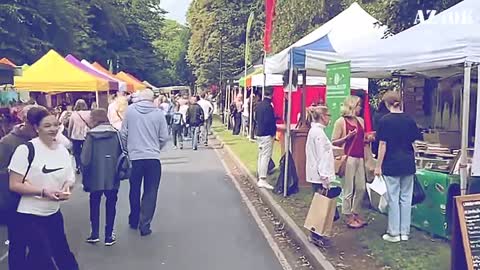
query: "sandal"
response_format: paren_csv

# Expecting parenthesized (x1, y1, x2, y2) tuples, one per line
(346, 215, 363, 229)
(354, 214, 368, 226)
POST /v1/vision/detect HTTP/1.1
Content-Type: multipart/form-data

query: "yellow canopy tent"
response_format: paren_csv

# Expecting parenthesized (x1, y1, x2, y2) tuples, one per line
(15, 50, 109, 92)
(115, 71, 145, 91)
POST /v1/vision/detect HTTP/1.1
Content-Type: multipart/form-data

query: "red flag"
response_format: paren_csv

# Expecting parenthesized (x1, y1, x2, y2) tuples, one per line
(264, 0, 275, 53)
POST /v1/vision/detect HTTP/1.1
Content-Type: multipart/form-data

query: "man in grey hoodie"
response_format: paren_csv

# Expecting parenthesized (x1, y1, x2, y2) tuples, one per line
(120, 89, 168, 236)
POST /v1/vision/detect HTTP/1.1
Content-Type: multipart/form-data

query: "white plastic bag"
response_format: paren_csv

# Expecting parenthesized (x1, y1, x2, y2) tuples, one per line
(367, 176, 389, 213)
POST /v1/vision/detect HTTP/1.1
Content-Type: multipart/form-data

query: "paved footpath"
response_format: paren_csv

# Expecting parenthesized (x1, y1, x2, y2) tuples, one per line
(1, 141, 283, 270)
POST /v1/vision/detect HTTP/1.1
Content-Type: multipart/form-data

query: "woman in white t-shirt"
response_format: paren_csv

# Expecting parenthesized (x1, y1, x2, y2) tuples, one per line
(9, 110, 78, 270)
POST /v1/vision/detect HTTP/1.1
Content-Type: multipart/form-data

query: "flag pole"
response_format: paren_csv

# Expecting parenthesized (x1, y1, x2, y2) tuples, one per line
(284, 51, 294, 197)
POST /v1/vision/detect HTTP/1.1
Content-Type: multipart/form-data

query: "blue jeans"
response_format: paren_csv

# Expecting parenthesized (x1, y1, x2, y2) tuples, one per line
(191, 126, 200, 149)
(383, 175, 414, 236)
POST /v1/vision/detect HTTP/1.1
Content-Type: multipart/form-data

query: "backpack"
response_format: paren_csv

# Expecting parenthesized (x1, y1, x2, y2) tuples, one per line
(0, 142, 34, 216)
(115, 133, 131, 181)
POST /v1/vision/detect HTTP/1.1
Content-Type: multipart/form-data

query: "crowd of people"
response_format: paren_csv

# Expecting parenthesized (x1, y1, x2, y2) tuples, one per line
(248, 87, 421, 246)
(0, 88, 215, 269)
(303, 90, 421, 244)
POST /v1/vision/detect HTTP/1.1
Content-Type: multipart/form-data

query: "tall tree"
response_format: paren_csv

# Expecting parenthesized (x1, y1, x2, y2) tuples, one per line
(187, 0, 264, 89)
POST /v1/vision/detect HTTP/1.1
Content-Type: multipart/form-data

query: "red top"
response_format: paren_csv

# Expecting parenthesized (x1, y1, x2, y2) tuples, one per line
(344, 119, 365, 158)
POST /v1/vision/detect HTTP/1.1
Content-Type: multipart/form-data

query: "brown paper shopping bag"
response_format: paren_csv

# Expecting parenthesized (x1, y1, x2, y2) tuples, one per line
(304, 192, 337, 237)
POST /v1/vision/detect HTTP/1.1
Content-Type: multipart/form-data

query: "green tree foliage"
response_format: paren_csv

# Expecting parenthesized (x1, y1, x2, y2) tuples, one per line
(153, 19, 194, 86)
(186, 0, 264, 88)
(0, 0, 192, 86)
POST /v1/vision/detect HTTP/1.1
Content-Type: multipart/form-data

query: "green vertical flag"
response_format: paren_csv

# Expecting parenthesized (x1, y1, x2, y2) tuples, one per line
(245, 11, 254, 66)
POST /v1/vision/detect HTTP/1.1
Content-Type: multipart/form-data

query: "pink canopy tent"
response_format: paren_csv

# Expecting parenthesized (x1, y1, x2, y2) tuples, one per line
(65, 54, 119, 91)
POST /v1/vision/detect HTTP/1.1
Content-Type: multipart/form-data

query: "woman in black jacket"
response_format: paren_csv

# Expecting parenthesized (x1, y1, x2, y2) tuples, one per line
(81, 109, 122, 246)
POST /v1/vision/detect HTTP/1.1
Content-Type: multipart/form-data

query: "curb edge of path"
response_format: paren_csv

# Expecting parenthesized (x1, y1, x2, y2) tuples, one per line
(212, 132, 336, 270)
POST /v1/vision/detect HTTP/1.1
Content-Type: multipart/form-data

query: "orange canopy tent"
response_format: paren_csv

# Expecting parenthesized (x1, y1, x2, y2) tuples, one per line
(115, 71, 145, 91)
(124, 72, 144, 84)
(91, 62, 134, 93)
(0, 58, 16, 67)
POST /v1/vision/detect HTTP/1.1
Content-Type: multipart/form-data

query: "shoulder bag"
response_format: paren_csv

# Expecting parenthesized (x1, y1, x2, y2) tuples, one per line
(335, 118, 358, 178)
(115, 132, 131, 181)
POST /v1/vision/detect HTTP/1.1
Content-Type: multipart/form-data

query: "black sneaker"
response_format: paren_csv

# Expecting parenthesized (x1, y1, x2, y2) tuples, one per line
(86, 235, 100, 244)
(105, 234, 117, 246)
(140, 228, 152, 237)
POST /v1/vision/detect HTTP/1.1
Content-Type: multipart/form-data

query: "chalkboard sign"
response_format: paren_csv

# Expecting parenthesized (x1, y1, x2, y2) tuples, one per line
(456, 194, 480, 270)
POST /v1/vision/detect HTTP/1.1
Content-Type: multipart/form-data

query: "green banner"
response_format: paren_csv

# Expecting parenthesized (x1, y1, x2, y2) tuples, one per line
(325, 61, 351, 137)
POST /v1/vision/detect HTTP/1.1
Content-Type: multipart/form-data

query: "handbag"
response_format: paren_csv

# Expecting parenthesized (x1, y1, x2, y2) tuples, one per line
(412, 175, 426, 205)
(0, 142, 34, 214)
(115, 132, 131, 181)
(304, 189, 337, 237)
(335, 132, 357, 178)
(366, 176, 388, 213)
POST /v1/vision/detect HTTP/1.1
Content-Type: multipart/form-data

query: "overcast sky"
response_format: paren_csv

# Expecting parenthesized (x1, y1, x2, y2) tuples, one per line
(161, 0, 191, 25)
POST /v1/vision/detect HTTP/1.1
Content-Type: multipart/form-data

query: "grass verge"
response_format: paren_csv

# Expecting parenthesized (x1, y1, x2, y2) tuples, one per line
(213, 119, 450, 270)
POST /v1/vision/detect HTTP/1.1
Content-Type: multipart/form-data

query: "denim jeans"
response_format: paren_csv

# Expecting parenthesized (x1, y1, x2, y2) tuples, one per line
(191, 126, 200, 149)
(201, 120, 211, 145)
(383, 174, 414, 236)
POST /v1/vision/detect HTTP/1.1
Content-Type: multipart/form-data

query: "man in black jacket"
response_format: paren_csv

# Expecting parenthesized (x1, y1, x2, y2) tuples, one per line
(186, 96, 204, 150)
(255, 88, 276, 190)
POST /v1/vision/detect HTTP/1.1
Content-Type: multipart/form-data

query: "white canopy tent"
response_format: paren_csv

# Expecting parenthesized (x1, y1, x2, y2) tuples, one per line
(265, 3, 385, 195)
(305, 0, 480, 195)
(305, 0, 480, 78)
(265, 2, 386, 75)
(250, 73, 369, 90)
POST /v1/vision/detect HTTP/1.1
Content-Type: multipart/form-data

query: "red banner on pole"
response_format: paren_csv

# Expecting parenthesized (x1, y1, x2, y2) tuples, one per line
(264, 0, 275, 53)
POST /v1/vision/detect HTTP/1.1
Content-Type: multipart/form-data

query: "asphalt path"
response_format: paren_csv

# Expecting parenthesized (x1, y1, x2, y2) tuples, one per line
(1, 141, 283, 270)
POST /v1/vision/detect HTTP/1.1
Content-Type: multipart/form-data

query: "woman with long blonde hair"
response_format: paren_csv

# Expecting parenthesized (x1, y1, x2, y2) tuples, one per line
(331, 95, 371, 229)
(108, 94, 128, 131)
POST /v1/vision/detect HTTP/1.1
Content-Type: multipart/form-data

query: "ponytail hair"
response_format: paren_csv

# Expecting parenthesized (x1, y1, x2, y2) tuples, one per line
(307, 103, 329, 126)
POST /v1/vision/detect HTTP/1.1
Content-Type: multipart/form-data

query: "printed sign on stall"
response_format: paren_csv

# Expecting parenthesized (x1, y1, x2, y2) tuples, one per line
(325, 61, 351, 137)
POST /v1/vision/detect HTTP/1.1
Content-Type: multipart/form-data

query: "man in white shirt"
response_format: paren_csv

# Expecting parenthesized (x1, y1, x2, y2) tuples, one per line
(197, 92, 213, 146)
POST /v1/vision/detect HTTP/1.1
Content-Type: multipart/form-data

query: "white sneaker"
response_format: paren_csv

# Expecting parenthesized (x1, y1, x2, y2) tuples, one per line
(401, 235, 409, 241)
(382, 234, 401, 243)
(173, 146, 178, 150)
(257, 180, 274, 190)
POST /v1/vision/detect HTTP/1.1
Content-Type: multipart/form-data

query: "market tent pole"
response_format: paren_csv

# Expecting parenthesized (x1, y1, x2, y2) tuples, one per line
(249, 82, 254, 140)
(95, 90, 100, 109)
(262, 51, 266, 99)
(460, 62, 472, 195)
(473, 65, 480, 178)
(284, 50, 294, 197)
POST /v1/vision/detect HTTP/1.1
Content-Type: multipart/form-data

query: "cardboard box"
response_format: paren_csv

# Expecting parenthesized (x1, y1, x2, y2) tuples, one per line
(423, 131, 461, 149)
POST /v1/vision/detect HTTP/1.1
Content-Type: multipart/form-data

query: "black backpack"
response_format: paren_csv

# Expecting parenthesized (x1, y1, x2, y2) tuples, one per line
(0, 142, 34, 220)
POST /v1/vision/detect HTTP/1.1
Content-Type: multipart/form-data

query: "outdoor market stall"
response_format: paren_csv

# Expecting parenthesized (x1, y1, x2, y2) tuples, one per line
(90, 62, 132, 93)
(115, 71, 146, 92)
(264, 2, 384, 189)
(304, 0, 480, 243)
(14, 50, 110, 108)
